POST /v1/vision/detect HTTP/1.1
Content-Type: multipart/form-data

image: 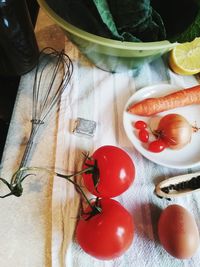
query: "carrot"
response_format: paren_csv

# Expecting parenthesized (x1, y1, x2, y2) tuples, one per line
(128, 85, 200, 116)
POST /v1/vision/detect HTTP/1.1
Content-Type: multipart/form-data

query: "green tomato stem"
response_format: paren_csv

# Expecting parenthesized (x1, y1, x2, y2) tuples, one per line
(55, 167, 94, 209)
(0, 165, 95, 210)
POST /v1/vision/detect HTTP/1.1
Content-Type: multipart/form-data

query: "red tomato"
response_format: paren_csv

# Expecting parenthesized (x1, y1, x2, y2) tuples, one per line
(138, 129, 149, 143)
(76, 198, 134, 260)
(148, 139, 166, 153)
(82, 145, 135, 198)
(134, 120, 147, 129)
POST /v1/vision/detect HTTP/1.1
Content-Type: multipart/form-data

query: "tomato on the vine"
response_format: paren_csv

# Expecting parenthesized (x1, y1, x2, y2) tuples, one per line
(76, 198, 134, 260)
(134, 120, 147, 130)
(82, 145, 135, 198)
(138, 129, 149, 143)
(148, 139, 166, 153)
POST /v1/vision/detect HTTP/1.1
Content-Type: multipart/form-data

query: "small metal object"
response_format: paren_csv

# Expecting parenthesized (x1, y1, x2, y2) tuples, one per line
(73, 117, 96, 137)
(155, 171, 200, 199)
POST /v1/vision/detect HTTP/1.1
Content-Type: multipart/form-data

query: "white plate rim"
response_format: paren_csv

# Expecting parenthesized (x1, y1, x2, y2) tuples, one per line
(123, 83, 200, 169)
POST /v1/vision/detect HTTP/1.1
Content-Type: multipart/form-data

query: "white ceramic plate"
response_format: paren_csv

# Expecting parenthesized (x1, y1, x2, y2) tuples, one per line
(123, 83, 200, 169)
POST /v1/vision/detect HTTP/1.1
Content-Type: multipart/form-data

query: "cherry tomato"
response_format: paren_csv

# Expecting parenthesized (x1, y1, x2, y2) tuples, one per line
(138, 129, 149, 143)
(148, 139, 166, 153)
(134, 120, 147, 129)
(82, 145, 135, 198)
(76, 198, 134, 260)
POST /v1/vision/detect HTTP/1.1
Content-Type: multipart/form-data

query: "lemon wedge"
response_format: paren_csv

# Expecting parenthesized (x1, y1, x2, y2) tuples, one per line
(169, 37, 200, 75)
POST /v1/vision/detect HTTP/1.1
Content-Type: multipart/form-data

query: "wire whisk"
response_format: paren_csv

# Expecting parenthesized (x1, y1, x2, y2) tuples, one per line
(0, 47, 73, 197)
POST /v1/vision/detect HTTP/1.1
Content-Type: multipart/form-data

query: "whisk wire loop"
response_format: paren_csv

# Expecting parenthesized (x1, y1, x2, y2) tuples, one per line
(11, 47, 73, 186)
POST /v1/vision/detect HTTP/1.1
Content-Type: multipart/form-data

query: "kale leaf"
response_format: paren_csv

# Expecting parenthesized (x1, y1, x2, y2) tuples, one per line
(93, 0, 166, 41)
(172, 9, 200, 43)
(47, 0, 200, 42)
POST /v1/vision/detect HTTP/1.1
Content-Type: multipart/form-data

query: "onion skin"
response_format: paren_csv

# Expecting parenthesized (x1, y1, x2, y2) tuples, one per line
(156, 114, 193, 150)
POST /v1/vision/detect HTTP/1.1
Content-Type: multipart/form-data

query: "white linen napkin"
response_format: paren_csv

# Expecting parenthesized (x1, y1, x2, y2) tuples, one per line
(52, 43, 200, 267)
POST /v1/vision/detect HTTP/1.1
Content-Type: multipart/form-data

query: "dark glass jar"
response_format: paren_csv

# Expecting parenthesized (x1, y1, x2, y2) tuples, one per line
(0, 0, 39, 76)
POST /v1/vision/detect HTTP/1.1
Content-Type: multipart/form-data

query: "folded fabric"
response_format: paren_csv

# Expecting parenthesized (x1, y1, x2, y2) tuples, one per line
(51, 40, 200, 267)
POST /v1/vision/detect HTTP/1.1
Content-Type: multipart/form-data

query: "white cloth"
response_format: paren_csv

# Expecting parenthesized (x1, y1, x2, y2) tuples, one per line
(52, 42, 200, 267)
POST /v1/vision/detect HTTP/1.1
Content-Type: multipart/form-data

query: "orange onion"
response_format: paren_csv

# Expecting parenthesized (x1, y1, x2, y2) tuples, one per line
(155, 114, 194, 150)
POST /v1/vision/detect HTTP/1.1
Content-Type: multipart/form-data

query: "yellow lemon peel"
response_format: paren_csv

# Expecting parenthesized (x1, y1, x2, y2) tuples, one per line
(169, 37, 200, 75)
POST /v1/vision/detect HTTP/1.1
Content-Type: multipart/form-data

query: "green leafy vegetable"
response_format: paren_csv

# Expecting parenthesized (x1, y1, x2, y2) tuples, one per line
(46, 0, 114, 38)
(92, 0, 123, 40)
(93, 0, 166, 41)
(151, 0, 200, 42)
(46, 0, 200, 42)
(174, 10, 200, 42)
